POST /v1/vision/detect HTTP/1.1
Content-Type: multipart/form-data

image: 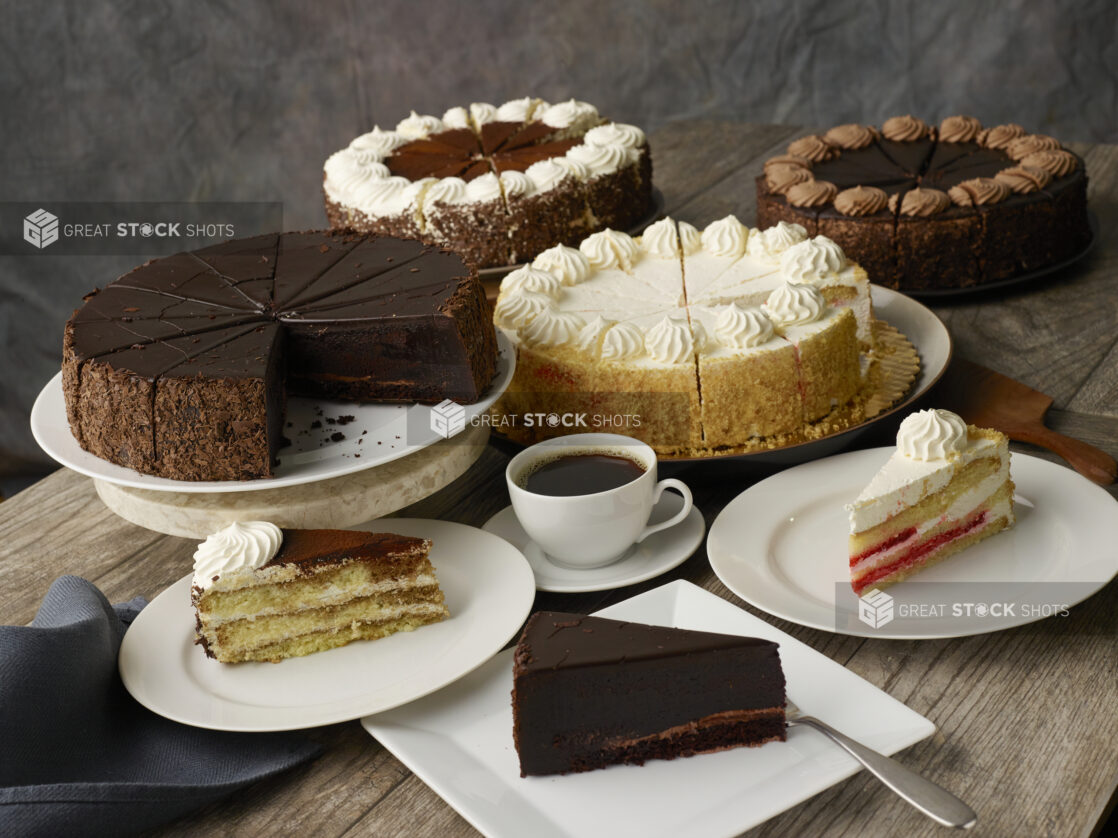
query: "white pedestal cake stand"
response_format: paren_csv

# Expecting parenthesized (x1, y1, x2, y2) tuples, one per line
(93, 425, 490, 538)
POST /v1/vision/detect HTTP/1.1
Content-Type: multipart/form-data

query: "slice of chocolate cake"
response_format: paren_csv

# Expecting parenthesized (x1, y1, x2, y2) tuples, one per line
(512, 611, 786, 777)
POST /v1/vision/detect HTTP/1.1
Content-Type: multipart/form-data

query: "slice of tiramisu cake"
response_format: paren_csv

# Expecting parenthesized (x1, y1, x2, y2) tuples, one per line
(191, 521, 449, 663)
(847, 409, 1014, 595)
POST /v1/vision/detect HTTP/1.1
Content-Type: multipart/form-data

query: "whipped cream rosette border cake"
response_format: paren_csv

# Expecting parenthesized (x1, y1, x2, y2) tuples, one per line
(491, 216, 921, 457)
(756, 114, 1090, 291)
(323, 97, 654, 268)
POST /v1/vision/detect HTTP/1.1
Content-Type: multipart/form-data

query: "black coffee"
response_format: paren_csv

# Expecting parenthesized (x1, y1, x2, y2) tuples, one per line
(521, 453, 646, 497)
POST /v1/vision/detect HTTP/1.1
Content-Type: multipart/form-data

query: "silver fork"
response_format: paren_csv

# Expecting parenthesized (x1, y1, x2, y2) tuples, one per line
(786, 699, 977, 830)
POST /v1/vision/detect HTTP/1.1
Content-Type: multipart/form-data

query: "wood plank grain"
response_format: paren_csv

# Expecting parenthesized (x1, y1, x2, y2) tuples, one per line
(1, 122, 1116, 838)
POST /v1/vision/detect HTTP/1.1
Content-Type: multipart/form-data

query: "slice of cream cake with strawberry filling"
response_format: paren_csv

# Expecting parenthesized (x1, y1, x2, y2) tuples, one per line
(847, 409, 1014, 595)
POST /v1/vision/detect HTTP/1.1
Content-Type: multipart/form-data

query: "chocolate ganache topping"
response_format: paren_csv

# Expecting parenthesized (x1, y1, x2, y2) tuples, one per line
(834, 185, 889, 216)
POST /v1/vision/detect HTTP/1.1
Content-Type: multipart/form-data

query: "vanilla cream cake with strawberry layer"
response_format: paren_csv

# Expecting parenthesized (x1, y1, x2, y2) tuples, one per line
(493, 217, 874, 454)
(847, 409, 1015, 595)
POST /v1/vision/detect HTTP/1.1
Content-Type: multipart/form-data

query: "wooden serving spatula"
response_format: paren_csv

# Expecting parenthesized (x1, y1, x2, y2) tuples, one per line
(936, 358, 1117, 485)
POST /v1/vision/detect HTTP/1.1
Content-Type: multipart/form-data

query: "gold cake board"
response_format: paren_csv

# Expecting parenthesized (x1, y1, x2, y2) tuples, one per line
(94, 425, 490, 539)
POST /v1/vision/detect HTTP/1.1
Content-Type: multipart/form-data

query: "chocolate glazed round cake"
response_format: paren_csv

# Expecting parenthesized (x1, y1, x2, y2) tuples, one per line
(323, 97, 654, 268)
(63, 231, 497, 482)
(756, 116, 1090, 290)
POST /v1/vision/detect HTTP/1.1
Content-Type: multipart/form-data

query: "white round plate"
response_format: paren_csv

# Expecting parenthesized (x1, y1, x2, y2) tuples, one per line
(31, 332, 514, 493)
(118, 518, 535, 731)
(708, 449, 1118, 639)
(483, 491, 705, 593)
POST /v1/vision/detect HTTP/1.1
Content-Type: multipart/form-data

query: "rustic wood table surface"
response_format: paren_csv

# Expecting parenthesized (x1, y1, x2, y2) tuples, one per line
(2, 121, 1116, 838)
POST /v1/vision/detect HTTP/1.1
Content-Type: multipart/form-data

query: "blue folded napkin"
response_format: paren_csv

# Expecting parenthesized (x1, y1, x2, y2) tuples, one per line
(0, 576, 322, 837)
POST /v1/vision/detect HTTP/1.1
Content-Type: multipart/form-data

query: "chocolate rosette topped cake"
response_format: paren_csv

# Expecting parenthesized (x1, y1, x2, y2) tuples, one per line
(324, 98, 654, 268)
(756, 115, 1089, 290)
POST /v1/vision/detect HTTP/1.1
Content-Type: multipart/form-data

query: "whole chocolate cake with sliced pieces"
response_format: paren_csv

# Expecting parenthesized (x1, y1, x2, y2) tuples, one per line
(63, 230, 497, 481)
(756, 115, 1090, 290)
(511, 611, 786, 776)
(323, 97, 654, 267)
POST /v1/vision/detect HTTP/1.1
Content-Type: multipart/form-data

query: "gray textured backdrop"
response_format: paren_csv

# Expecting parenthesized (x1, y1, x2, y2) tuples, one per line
(2, 0, 1115, 481)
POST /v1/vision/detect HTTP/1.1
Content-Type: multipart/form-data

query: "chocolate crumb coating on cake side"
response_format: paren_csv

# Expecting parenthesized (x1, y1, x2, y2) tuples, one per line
(323, 98, 653, 268)
(756, 116, 1090, 290)
(63, 230, 498, 481)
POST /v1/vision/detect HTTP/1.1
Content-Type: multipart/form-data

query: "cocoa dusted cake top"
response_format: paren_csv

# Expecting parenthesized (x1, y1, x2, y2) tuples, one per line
(763, 115, 1081, 218)
(265, 529, 430, 572)
(67, 230, 473, 379)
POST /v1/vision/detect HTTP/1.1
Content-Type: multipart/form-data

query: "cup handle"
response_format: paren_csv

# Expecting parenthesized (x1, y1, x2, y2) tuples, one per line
(636, 479, 693, 542)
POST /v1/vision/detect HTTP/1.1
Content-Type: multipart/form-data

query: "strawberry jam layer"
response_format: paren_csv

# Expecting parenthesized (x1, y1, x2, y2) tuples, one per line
(851, 526, 917, 566)
(851, 510, 988, 595)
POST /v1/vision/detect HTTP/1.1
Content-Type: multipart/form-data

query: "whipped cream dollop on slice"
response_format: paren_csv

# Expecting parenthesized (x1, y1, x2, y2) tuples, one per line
(585, 122, 646, 149)
(540, 99, 599, 129)
(494, 290, 552, 329)
(465, 172, 503, 203)
(520, 309, 585, 348)
(715, 304, 776, 348)
(646, 316, 694, 364)
(746, 221, 808, 262)
(567, 142, 633, 176)
(501, 265, 562, 298)
(525, 159, 571, 191)
(425, 176, 469, 205)
(701, 215, 749, 258)
(533, 244, 591, 285)
(193, 521, 282, 590)
(762, 282, 825, 326)
(469, 102, 498, 126)
(495, 97, 540, 122)
(349, 127, 406, 157)
(600, 321, 646, 361)
(677, 221, 703, 254)
(580, 229, 640, 270)
(441, 106, 471, 129)
(641, 217, 680, 259)
(779, 236, 847, 284)
(897, 409, 969, 461)
(396, 111, 443, 139)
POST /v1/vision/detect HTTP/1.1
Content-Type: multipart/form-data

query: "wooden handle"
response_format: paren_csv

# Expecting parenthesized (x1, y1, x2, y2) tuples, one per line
(1010, 425, 1118, 485)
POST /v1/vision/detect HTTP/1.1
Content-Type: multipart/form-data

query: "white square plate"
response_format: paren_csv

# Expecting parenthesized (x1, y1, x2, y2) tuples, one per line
(362, 579, 935, 838)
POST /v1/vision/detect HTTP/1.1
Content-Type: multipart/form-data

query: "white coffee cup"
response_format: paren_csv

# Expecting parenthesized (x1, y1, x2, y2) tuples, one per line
(506, 433, 693, 568)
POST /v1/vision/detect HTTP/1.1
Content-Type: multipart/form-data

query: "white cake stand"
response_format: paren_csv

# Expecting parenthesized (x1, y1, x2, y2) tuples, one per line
(93, 424, 490, 538)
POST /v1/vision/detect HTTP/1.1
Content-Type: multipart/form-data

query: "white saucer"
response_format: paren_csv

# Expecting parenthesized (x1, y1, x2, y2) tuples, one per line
(117, 518, 535, 731)
(708, 449, 1118, 639)
(483, 492, 704, 593)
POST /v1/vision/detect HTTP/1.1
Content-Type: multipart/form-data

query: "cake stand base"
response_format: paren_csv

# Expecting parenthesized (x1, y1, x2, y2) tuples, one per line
(93, 425, 490, 538)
